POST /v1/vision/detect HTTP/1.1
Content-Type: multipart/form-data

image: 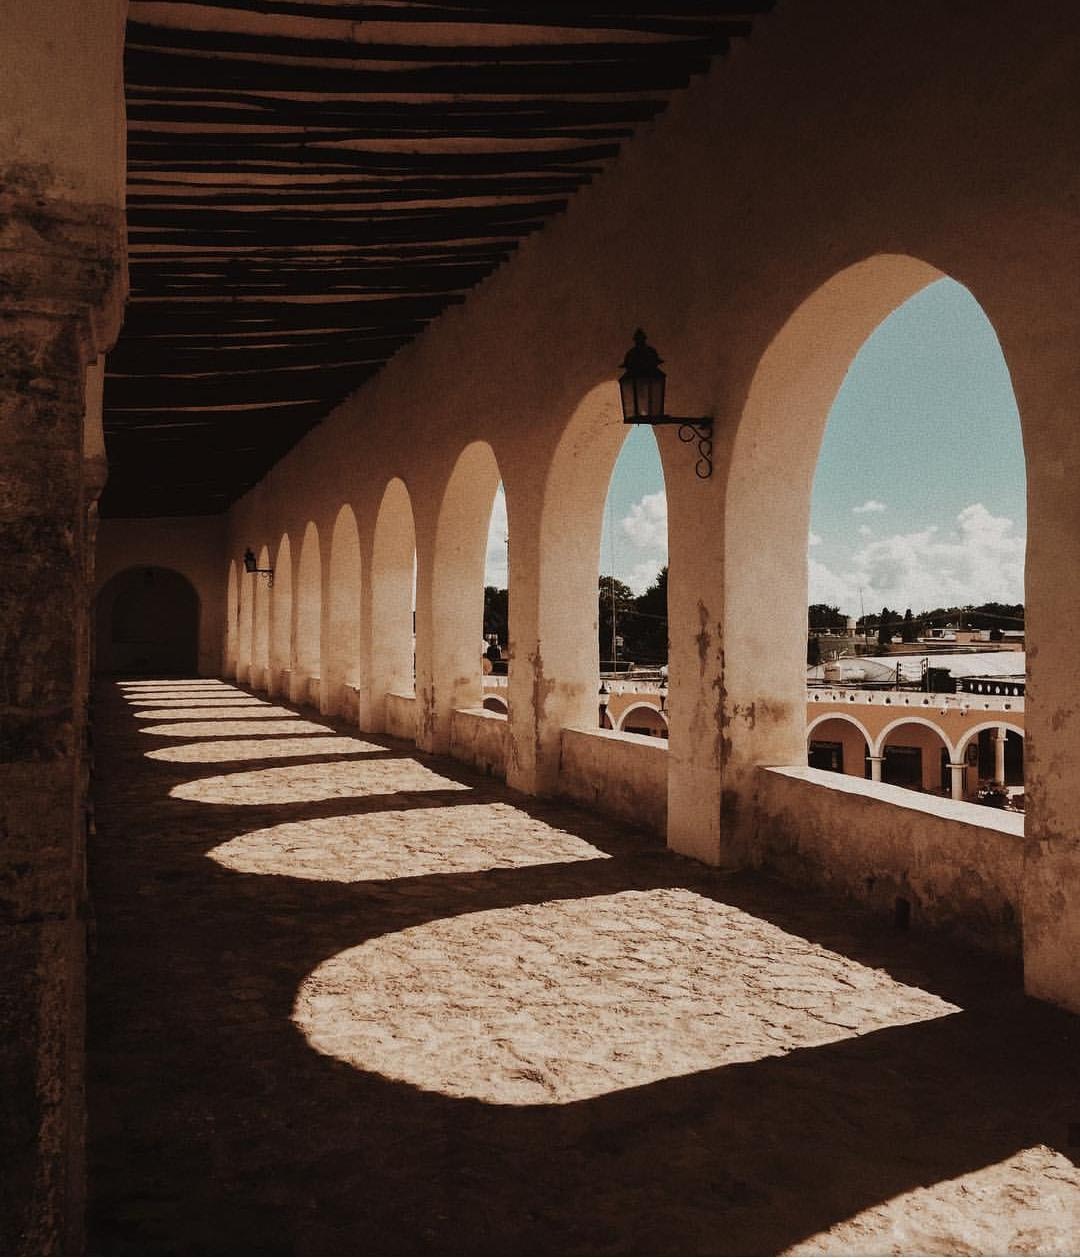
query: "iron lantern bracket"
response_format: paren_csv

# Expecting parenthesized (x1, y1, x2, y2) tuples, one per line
(630, 414, 714, 479)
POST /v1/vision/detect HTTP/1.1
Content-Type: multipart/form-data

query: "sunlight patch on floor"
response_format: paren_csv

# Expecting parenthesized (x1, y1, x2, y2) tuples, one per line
(170, 757, 471, 804)
(785, 1145, 1080, 1256)
(143, 719, 332, 738)
(293, 888, 959, 1105)
(128, 697, 271, 709)
(147, 736, 382, 764)
(207, 802, 609, 881)
(133, 705, 300, 721)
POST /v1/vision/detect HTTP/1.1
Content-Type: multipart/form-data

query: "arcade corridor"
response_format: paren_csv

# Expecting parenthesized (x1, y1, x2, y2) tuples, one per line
(87, 680, 1080, 1255)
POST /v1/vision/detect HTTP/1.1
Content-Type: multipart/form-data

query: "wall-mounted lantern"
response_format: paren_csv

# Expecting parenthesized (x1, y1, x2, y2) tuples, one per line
(598, 680, 611, 729)
(618, 329, 714, 478)
(243, 547, 274, 587)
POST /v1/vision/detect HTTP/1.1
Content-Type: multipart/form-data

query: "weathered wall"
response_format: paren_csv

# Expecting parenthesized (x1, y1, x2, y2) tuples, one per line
(96, 516, 225, 677)
(101, 2, 1080, 1011)
(758, 767, 1026, 959)
(0, 3, 127, 1251)
(449, 707, 508, 780)
(559, 728, 667, 839)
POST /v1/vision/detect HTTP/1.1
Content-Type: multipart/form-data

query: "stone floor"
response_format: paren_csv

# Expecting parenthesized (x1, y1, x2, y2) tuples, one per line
(87, 679, 1080, 1256)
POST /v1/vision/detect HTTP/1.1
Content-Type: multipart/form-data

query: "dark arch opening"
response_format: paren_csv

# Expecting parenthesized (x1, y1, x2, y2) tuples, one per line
(95, 566, 199, 676)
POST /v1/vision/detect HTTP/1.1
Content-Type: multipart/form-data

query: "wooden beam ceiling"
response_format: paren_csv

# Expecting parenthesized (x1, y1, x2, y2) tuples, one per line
(103, 0, 772, 517)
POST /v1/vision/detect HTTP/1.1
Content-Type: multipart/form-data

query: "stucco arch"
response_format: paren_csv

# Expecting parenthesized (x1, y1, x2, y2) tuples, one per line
(270, 533, 293, 697)
(293, 521, 322, 704)
(370, 477, 417, 734)
(873, 716, 956, 762)
(94, 566, 200, 676)
(251, 544, 271, 690)
(506, 381, 643, 793)
(954, 721, 1025, 762)
(418, 440, 503, 753)
(807, 711, 873, 749)
(225, 559, 238, 678)
(325, 504, 363, 716)
(693, 253, 946, 861)
(482, 695, 508, 715)
(617, 702, 668, 735)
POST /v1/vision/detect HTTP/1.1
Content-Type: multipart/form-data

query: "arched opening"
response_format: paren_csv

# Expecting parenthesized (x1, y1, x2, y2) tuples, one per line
(293, 521, 322, 706)
(599, 426, 668, 692)
(370, 478, 417, 732)
(482, 695, 508, 715)
(251, 544, 271, 692)
(225, 560, 238, 678)
(618, 702, 668, 739)
(805, 270, 1027, 803)
(876, 719, 954, 795)
(806, 715, 870, 778)
(420, 441, 502, 752)
(956, 722, 1025, 809)
(482, 481, 509, 681)
(95, 566, 199, 676)
(326, 504, 363, 717)
(270, 533, 293, 698)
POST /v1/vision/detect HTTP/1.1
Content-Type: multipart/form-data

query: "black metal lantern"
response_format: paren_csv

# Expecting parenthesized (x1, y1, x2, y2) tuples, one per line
(616, 329, 714, 478)
(619, 328, 666, 422)
(243, 547, 274, 586)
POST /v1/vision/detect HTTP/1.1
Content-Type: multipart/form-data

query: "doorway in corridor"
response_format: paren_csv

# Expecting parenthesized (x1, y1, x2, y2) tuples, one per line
(95, 566, 199, 675)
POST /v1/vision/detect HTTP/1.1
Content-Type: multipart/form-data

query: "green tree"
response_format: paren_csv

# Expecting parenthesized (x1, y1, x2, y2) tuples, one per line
(483, 585, 508, 647)
(901, 607, 918, 643)
(877, 607, 893, 648)
(624, 566, 668, 665)
(808, 603, 847, 631)
(807, 635, 822, 667)
(598, 575, 635, 668)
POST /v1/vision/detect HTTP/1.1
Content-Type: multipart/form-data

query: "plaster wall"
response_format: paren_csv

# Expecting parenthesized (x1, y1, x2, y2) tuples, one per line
(758, 767, 1025, 960)
(96, 516, 225, 677)
(449, 707, 508, 780)
(559, 728, 667, 839)
(157, 1, 1080, 1009)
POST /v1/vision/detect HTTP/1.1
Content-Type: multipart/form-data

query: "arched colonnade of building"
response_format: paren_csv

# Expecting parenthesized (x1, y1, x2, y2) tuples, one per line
(90, 2, 1080, 1018)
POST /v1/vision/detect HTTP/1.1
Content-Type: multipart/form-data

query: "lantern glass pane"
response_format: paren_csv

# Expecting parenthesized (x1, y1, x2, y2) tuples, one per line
(620, 374, 639, 421)
(648, 374, 666, 419)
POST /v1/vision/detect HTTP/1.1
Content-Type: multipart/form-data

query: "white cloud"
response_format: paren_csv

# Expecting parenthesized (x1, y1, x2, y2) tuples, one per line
(852, 499, 887, 514)
(808, 531, 822, 547)
(808, 503, 1025, 614)
(614, 490, 669, 594)
(858, 524, 874, 538)
(620, 490, 667, 550)
(484, 484, 508, 587)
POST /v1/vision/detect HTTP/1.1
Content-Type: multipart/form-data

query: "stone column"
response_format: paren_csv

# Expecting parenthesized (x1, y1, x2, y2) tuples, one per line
(0, 6, 127, 1249)
(993, 725, 1007, 784)
(947, 762, 966, 802)
(868, 755, 884, 783)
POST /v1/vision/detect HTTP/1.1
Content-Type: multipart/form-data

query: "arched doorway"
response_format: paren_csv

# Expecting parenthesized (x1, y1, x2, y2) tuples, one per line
(95, 566, 199, 675)
(806, 715, 871, 778)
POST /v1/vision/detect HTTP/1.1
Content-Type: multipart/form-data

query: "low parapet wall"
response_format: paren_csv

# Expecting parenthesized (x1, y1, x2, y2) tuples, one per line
(450, 707, 507, 779)
(558, 727, 667, 838)
(385, 690, 416, 742)
(757, 766, 1026, 958)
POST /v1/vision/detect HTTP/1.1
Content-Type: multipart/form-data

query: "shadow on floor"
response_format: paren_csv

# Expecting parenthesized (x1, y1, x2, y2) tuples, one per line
(87, 681, 1079, 1255)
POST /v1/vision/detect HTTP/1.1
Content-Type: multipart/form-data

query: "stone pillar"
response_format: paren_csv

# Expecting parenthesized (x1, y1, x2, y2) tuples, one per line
(993, 726, 1007, 784)
(948, 762, 966, 802)
(868, 755, 884, 783)
(0, 6, 127, 1249)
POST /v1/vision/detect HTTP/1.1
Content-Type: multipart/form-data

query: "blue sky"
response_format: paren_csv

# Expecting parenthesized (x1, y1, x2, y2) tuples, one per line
(487, 278, 1027, 608)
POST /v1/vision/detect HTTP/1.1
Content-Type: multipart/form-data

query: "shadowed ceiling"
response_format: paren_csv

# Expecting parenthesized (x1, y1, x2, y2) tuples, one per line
(102, 0, 772, 518)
